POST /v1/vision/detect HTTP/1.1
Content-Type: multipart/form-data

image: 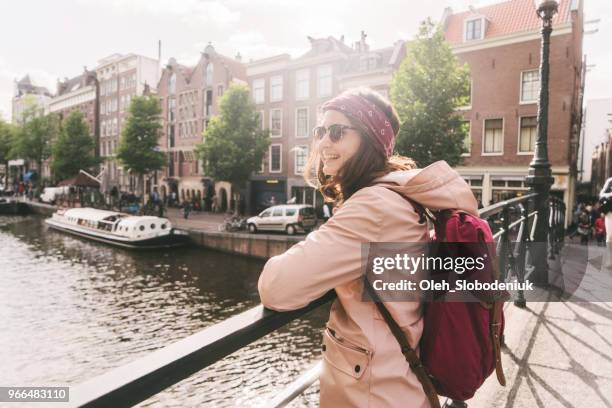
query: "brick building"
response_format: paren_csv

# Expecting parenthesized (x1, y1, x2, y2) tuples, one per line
(442, 0, 584, 221)
(48, 68, 99, 147)
(45, 68, 99, 181)
(95, 53, 160, 193)
(246, 33, 406, 214)
(157, 44, 247, 210)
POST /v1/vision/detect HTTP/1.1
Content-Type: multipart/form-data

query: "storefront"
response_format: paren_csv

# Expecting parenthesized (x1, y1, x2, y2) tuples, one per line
(457, 166, 574, 227)
(248, 176, 287, 215)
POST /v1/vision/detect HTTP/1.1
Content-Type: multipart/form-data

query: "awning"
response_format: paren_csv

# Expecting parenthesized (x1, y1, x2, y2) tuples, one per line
(58, 170, 101, 188)
(23, 171, 38, 182)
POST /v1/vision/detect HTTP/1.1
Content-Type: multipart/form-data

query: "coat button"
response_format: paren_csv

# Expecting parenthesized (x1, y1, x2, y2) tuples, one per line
(354, 365, 361, 373)
(322, 344, 326, 352)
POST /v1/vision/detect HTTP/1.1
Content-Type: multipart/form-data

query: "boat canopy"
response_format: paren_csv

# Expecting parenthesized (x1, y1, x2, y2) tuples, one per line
(64, 208, 122, 222)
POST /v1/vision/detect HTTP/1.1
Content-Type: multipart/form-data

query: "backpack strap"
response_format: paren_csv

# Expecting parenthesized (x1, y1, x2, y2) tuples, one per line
(363, 278, 441, 408)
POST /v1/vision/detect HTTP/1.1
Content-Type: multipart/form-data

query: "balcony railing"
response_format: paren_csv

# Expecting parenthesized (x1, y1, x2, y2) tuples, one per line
(69, 193, 566, 408)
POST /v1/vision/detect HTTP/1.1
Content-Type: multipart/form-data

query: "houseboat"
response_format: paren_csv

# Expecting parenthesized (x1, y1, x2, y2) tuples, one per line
(45, 208, 190, 249)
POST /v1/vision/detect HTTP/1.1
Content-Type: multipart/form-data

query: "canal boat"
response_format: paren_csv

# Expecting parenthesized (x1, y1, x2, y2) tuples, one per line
(45, 207, 190, 249)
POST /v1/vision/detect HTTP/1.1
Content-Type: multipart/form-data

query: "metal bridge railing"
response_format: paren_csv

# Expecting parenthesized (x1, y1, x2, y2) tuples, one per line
(70, 193, 566, 408)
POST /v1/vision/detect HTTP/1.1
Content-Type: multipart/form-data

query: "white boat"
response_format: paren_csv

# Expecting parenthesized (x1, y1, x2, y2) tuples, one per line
(45, 207, 190, 249)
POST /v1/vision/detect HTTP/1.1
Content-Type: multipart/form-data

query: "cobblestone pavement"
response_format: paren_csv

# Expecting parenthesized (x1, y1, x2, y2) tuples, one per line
(466, 242, 612, 408)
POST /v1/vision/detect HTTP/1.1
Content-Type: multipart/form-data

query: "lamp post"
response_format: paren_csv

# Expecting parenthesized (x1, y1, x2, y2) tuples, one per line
(525, 0, 559, 286)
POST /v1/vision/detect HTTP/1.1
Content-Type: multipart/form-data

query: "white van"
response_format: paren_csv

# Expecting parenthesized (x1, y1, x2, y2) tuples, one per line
(40, 186, 71, 204)
(247, 204, 317, 235)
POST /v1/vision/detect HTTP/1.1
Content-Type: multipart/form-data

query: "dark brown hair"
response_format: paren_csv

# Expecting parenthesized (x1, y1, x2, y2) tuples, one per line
(304, 87, 415, 205)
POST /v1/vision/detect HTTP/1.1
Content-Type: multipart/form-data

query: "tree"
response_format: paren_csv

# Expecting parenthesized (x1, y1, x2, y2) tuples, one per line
(391, 19, 471, 167)
(13, 107, 59, 186)
(0, 119, 17, 187)
(196, 83, 270, 214)
(51, 111, 99, 182)
(116, 95, 165, 197)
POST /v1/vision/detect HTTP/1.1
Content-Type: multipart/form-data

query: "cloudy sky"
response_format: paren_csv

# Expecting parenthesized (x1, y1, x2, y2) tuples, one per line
(0, 0, 610, 121)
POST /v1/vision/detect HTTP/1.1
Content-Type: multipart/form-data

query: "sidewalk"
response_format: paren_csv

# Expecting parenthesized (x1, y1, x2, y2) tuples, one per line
(165, 208, 228, 232)
(467, 242, 612, 408)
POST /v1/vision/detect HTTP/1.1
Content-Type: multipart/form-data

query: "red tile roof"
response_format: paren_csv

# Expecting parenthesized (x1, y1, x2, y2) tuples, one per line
(444, 0, 572, 45)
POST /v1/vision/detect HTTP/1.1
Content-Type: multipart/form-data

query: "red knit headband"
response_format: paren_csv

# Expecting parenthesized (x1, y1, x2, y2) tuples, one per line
(322, 94, 395, 158)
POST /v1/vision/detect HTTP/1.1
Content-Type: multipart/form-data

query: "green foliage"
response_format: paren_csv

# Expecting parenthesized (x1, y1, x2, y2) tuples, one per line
(390, 18, 471, 167)
(13, 107, 59, 173)
(0, 119, 17, 164)
(196, 83, 270, 188)
(116, 96, 165, 176)
(51, 111, 99, 181)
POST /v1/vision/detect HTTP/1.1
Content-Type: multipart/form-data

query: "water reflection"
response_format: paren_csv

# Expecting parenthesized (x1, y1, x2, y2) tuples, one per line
(0, 216, 327, 407)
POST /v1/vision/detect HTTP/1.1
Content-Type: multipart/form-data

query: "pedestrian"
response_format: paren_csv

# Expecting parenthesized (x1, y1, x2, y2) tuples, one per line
(322, 202, 331, 222)
(258, 88, 479, 407)
(594, 212, 606, 246)
(599, 178, 612, 266)
(211, 194, 218, 213)
(577, 209, 592, 245)
(183, 201, 191, 219)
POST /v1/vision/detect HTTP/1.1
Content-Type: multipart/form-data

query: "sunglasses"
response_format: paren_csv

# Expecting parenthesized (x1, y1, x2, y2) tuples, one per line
(312, 124, 358, 143)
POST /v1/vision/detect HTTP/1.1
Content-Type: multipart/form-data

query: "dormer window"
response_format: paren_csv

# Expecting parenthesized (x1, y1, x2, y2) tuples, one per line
(464, 17, 485, 42)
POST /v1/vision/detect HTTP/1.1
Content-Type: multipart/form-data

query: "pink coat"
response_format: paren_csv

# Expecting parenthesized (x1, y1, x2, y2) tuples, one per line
(258, 161, 479, 407)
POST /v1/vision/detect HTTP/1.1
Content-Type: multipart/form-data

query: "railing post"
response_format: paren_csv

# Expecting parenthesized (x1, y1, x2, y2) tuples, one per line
(514, 201, 529, 308)
(499, 207, 511, 280)
(548, 199, 556, 260)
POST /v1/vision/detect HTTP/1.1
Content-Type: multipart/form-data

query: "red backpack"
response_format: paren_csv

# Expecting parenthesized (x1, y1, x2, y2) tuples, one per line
(365, 197, 508, 408)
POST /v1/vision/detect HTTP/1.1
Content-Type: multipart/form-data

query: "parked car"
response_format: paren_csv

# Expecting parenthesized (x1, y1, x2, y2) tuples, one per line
(40, 186, 71, 204)
(247, 204, 316, 235)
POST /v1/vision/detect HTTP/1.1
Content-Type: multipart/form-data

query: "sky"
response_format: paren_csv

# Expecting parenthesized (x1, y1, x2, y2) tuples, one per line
(0, 0, 610, 122)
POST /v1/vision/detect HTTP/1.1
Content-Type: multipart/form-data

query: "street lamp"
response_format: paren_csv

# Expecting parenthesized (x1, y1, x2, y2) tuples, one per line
(525, 0, 559, 286)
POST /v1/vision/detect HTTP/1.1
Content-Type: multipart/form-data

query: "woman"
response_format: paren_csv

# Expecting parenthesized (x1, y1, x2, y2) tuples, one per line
(258, 88, 478, 407)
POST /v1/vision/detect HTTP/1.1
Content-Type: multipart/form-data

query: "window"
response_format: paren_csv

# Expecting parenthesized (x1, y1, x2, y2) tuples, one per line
(285, 208, 296, 216)
(296, 108, 309, 138)
(295, 145, 308, 174)
(168, 97, 176, 122)
(270, 144, 281, 172)
(483, 119, 503, 154)
(217, 84, 224, 97)
(272, 208, 283, 217)
(169, 73, 176, 95)
(521, 70, 540, 103)
(260, 209, 271, 217)
(270, 109, 282, 137)
(461, 121, 471, 155)
(317, 65, 332, 97)
(206, 64, 213, 87)
(258, 110, 264, 130)
(296, 69, 309, 99)
(465, 18, 483, 41)
(270, 75, 283, 102)
(519, 116, 537, 153)
(253, 78, 265, 104)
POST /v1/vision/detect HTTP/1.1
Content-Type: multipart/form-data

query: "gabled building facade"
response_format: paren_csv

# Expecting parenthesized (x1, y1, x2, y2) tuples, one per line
(12, 74, 52, 124)
(157, 44, 247, 210)
(48, 68, 99, 148)
(442, 0, 584, 222)
(246, 33, 406, 215)
(95, 53, 160, 192)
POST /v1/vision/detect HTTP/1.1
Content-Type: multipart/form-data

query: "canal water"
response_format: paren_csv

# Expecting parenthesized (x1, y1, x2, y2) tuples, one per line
(0, 215, 328, 407)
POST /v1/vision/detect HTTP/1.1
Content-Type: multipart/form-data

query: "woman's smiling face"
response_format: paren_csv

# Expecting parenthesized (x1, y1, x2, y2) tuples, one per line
(317, 110, 362, 176)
